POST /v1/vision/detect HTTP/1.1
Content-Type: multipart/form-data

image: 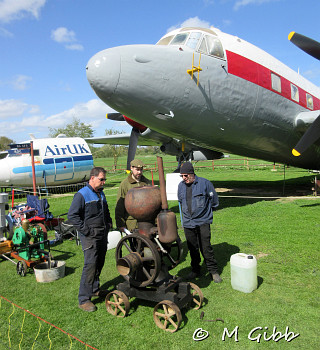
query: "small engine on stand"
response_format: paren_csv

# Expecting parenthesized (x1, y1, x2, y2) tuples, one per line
(106, 157, 203, 333)
(10, 220, 52, 276)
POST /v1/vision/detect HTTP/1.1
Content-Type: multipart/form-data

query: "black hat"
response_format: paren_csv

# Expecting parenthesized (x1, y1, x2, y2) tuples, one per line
(180, 162, 194, 174)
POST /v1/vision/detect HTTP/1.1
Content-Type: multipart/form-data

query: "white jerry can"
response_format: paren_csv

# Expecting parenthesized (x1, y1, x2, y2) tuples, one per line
(230, 253, 258, 293)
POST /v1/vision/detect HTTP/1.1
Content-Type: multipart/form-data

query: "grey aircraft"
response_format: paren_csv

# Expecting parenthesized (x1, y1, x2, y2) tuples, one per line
(85, 27, 320, 170)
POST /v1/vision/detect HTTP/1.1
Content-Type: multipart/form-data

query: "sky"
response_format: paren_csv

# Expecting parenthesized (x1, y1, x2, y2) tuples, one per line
(1, 0, 320, 143)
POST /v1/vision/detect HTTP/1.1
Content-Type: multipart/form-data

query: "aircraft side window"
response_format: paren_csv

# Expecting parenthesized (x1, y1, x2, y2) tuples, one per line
(170, 33, 189, 46)
(306, 93, 314, 110)
(156, 35, 174, 45)
(198, 35, 225, 59)
(291, 84, 299, 102)
(271, 73, 281, 93)
(34, 149, 40, 156)
(186, 32, 202, 49)
(205, 36, 225, 59)
(198, 37, 208, 54)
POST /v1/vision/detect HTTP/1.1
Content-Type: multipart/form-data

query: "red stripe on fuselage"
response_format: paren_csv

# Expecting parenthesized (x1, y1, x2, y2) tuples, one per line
(226, 50, 320, 110)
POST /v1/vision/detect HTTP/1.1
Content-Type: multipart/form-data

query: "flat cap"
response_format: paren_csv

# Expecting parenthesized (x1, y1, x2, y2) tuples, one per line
(180, 162, 194, 174)
(130, 159, 145, 167)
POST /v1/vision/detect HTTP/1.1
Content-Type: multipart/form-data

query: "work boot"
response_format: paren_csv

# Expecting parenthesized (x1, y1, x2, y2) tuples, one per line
(92, 289, 109, 298)
(78, 301, 97, 312)
(186, 271, 200, 280)
(211, 273, 222, 283)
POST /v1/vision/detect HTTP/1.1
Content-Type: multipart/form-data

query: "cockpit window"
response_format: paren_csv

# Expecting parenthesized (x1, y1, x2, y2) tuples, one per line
(170, 33, 189, 46)
(157, 35, 174, 45)
(198, 35, 225, 59)
(186, 32, 202, 49)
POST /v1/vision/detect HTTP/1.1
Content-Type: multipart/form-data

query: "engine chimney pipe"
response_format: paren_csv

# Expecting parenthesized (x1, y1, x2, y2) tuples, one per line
(156, 156, 168, 210)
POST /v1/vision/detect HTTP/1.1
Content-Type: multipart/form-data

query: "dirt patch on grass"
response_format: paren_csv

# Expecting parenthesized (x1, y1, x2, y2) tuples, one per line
(216, 186, 315, 198)
(256, 252, 269, 259)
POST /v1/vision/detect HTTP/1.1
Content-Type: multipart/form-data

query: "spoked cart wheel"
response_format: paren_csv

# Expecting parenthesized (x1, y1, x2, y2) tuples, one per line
(105, 290, 130, 318)
(153, 300, 182, 333)
(189, 282, 204, 310)
(16, 260, 28, 277)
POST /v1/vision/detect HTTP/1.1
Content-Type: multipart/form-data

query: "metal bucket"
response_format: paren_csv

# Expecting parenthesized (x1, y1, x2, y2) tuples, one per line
(34, 260, 66, 283)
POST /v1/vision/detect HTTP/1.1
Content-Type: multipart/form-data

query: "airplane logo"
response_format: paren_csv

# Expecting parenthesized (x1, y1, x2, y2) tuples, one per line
(0, 136, 93, 187)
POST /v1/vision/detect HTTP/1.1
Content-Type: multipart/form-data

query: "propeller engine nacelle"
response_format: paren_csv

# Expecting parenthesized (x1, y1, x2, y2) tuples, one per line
(160, 142, 224, 161)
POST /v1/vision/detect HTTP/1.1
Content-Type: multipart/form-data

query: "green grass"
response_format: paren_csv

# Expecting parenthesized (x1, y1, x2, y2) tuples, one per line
(0, 156, 319, 349)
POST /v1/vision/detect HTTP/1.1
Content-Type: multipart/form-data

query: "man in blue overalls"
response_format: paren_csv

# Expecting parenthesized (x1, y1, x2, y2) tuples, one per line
(178, 162, 222, 283)
(68, 167, 113, 312)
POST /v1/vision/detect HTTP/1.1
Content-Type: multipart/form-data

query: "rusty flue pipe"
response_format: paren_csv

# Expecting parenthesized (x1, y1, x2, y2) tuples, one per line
(156, 156, 168, 210)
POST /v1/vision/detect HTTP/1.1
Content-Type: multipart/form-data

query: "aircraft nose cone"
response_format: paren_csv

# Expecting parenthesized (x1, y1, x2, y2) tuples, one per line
(86, 49, 120, 102)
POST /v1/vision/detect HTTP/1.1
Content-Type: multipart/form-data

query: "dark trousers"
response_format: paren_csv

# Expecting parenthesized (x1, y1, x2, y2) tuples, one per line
(78, 228, 108, 304)
(184, 224, 218, 274)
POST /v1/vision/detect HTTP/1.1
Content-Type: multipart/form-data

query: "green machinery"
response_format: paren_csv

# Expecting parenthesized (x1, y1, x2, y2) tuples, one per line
(10, 220, 51, 276)
(12, 223, 46, 260)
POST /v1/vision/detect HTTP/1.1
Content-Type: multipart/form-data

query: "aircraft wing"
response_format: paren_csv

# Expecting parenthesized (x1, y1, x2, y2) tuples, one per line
(85, 132, 163, 146)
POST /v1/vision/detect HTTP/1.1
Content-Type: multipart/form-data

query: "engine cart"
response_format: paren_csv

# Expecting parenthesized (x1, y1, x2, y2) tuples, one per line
(105, 157, 203, 333)
(1, 219, 53, 277)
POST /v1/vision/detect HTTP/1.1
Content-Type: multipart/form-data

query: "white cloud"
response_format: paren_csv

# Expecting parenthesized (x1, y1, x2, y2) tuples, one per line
(0, 99, 29, 119)
(0, 0, 46, 23)
(0, 99, 128, 140)
(167, 16, 212, 33)
(11, 75, 32, 90)
(44, 99, 115, 129)
(51, 27, 76, 43)
(51, 27, 83, 51)
(0, 26, 13, 37)
(233, 0, 279, 11)
(65, 43, 84, 51)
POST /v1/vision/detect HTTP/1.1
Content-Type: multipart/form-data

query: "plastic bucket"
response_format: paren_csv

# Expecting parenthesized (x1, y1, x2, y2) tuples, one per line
(34, 260, 66, 283)
(230, 253, 257, 293)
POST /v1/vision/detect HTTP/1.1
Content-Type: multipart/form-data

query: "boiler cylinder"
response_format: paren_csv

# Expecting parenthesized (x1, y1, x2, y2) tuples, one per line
(125, 186, 161, 221)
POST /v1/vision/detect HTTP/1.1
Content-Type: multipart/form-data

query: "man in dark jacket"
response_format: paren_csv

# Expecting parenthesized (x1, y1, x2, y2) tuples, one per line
(177, 162, 222, 283)
(68, 167, 113, 312)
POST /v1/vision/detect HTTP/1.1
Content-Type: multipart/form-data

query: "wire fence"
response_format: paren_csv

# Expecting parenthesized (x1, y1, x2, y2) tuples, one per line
(99, 157, 284, 172)
(0, 295, 99, 350)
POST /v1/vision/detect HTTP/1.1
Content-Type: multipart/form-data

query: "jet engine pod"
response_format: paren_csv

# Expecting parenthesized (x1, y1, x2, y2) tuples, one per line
(125, 186, 161, 221)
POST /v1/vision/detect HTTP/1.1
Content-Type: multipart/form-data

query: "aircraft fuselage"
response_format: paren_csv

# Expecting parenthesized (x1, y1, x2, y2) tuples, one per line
(86, 27, 320, 170)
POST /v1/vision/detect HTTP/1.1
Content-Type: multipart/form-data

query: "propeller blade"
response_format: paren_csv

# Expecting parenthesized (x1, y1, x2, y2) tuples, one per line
(106, 113, 125, 121)
(127, 128, 140, 170)
(292, 114, 320, 156)
(288, 32, 320, 60)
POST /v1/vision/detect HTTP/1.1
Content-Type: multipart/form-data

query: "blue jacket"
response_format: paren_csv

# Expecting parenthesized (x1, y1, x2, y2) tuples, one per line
(68, 184, 112, 236)
(177, 175, 219, 228)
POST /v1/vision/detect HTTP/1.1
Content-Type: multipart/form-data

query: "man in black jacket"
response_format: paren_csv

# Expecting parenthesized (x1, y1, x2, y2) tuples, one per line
(68, 167, 112, 312)
(178, 162, 222, 283)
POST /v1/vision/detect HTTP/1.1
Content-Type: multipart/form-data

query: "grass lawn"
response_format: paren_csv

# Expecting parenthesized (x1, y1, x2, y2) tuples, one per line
(0, 156, 319, 349)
